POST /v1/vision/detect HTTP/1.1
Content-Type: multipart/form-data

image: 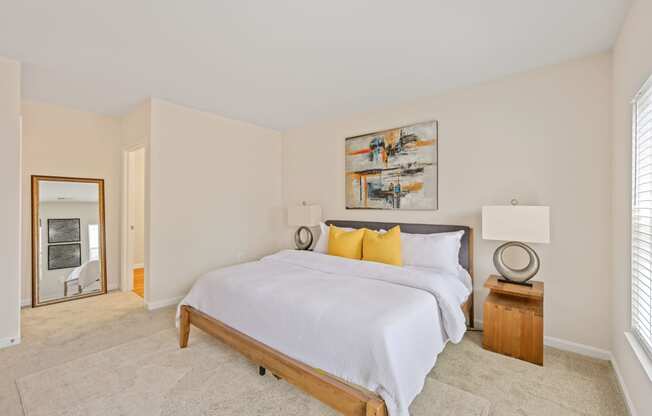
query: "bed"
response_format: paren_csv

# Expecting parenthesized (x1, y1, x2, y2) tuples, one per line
(177, 220, 474, 416)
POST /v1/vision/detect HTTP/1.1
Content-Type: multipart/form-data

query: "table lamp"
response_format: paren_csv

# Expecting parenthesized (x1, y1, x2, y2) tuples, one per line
(288, 202, 322, 250)
(482, 202, 550, 286)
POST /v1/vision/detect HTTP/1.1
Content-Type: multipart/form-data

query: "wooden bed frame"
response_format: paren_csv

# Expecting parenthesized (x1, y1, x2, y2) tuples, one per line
(179, 221, 474, 416)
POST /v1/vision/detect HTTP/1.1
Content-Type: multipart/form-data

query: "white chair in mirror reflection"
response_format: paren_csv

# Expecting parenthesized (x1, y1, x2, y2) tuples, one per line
(61, 259, 101, 297)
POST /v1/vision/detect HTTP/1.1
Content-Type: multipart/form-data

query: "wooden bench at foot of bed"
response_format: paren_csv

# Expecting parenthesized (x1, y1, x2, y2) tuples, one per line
(179, 305, 387, 416)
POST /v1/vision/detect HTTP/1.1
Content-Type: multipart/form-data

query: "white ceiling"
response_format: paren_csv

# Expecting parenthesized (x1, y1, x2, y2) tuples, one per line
(39, 181, 99, 203)
(0, 1, 631, 130)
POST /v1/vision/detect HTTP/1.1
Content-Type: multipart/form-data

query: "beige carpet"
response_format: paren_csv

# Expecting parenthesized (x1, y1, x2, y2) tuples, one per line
(0, 292, 627, 416)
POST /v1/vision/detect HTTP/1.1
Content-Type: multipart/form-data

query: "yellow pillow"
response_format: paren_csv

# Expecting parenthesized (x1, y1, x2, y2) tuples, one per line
(327, 225, 365, 260)
(362, 226, 403, 266)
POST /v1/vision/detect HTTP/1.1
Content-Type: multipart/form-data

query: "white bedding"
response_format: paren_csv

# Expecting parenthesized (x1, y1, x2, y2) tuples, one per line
(177, 250, 470, 416)
(404, 265, 473, 293)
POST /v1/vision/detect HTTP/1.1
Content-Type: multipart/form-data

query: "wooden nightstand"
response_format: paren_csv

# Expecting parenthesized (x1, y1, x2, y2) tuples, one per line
(482, 275, 544, 365)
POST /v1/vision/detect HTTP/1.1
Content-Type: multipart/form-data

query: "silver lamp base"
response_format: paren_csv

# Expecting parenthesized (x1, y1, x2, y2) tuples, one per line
(294, 226, 314, 250)
(493, 241, 540, 286)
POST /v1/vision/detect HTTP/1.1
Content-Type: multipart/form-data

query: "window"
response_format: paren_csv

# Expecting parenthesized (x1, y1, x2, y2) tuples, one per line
(88, 224, 100, 261)
(632, 74, 652, 360)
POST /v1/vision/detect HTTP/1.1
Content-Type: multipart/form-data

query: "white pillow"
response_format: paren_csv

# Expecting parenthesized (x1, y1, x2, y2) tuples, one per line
(401, 230, 464, 274)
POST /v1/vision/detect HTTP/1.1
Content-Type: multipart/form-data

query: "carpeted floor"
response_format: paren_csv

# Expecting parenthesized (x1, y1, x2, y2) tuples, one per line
(0, 292, 628, 416)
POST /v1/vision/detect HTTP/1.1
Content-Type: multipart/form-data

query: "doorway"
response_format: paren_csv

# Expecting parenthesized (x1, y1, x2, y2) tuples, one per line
(122, 146, 146, 299)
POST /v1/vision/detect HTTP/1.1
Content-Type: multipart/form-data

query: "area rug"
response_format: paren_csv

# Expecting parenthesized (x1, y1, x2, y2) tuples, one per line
(7, 293, 627, 416)
(16, 328, 491, 416)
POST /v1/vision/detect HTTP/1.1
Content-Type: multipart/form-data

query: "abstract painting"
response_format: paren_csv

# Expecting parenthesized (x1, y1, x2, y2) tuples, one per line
(48, 218, 81, 243)
(48, 243, 82, 270)
(345, 121, 438, 210)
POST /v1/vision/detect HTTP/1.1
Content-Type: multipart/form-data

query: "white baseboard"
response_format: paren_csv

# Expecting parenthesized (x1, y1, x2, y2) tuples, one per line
(0, 335, 21, 349)
(609, 352, 638, 416)
(472, 319, 611, 360)
(131, 263, 144, 270)
(543, 336, 612, 361)
(145, 296, 183, 311)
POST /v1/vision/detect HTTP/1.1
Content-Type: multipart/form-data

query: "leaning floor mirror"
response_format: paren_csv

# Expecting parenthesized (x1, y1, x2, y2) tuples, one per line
(31, 176, 107, 307)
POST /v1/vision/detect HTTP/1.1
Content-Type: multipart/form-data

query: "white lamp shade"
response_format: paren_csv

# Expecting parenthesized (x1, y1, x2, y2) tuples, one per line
(288, 204, 322, 227)
(482, 205, 550, 243)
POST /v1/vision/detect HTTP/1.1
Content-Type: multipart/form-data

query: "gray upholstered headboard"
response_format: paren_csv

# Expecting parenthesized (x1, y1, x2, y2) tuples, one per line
(324, 220, 474, 276)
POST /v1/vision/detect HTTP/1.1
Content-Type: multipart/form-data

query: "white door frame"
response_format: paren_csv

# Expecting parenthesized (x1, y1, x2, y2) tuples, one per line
(120, 144, 146, 293)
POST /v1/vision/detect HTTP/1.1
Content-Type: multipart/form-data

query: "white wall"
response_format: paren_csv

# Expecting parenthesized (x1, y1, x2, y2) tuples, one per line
(611, 0, 652, 414)
(127, 148, 145, 266)
(0, 56, 21, 348)
(21, 101, 123, 303)
(120, 101, 150, 293)
(121, 100, 150, 149)
(283, 53, 613, 351)
(147, 99, 284, 307)
(134, 149, 145, 265)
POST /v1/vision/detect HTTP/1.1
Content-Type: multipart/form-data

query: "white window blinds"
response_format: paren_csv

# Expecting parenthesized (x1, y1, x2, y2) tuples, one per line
(88, 224, 100, 261)
(632, 75, 652, 359)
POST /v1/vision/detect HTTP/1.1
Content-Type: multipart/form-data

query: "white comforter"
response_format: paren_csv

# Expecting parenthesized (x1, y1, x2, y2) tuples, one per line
(177, 250, 470, 416)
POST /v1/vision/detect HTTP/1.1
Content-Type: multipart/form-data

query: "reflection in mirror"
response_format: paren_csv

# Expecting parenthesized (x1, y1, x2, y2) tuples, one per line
(32, 177, 106, 306)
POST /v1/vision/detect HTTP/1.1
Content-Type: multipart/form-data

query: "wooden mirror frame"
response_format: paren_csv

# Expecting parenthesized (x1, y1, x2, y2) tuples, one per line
(31, 175, 108, 307)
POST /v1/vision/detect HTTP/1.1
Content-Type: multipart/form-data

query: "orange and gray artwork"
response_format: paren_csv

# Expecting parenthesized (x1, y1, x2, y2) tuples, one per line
(345, 121, 437, 210)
